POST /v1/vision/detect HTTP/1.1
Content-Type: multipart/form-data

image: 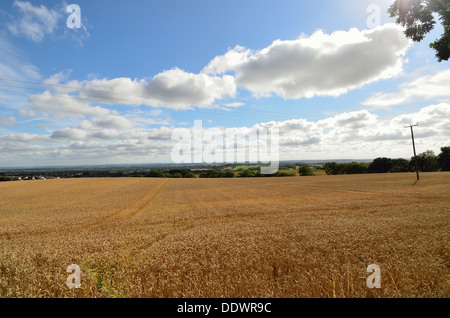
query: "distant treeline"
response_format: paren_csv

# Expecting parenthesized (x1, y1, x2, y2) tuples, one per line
(1, 147, 448, 181)
(0, 169, 146, 180)
(143, 169, 295, 178)
(319, 146, 449, 175)
(198, 169, 294, 178)
(143, 170, 196, 178)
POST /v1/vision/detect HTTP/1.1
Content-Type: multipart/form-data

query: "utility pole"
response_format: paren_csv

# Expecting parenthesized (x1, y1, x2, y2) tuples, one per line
(404, 123, 419, 181)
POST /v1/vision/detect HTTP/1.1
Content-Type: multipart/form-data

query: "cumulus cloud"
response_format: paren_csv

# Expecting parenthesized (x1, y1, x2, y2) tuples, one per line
(68, 68, 236, 110)
(51, 118, 173, 142)
(50, 128, 87, 141)
(276, 105, 449, 159)
(201, 105, 449, 160)
(27, 91, 112, 118)
(1, 104, 449, 166)
(317, 110, 378, 129)
(145, 126, 173, 140)
(203, 24, 411, 99)
(26, 68, 236, 112)
(21, 23, 410, 116)
(0, 132, 50, 143)
(202, 45, 252, 75)
(390, 103, 450, 129)
(7, 1, 62, 42)
(363, 69, 450, 108)
(89, 129, 122, 140)
(91, 116, 133, 129)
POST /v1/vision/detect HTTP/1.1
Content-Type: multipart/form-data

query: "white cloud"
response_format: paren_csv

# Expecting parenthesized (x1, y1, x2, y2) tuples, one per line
(203, 24, 411, 99)
(43, 70, 72, 86)
(202, 45, 252, 75)
(0, 132, 50, 143)
(390, 103, 450, 130)
(7, 1, 62, 42)
(0, 36, 41, 114)
(20, 23, 409, 118)
(223, 102, 245, 108)
(0, 116, 17, 126)
(27, 91, 112, 118)
(1, 104, 449, 166)
(19, 109, 37, 117)
(0, 35, 41, 82)
(145, 126, 173, 140)
(51, 128, 87, 141)
(317, 110, 378, 129)
(89, 129, 122, 140)
(363, 69, 450, 108)
(52, 117, 173, 142)
(132, 117, 171, 126)
(91, 116, 134, 129)
(70, 68, 236, 110)
(77, 116, 134, 130)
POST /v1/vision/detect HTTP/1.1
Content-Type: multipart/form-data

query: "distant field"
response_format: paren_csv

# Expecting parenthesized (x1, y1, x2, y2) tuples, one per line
(0, 172, 448, 298)
(232, 165, 261, 171)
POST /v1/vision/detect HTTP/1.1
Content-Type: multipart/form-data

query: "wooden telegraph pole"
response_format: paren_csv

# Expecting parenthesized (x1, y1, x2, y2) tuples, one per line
(404, 123, 419, 181)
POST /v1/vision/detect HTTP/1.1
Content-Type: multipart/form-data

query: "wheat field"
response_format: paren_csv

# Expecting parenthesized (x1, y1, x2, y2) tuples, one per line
(0, 172, 448, 298)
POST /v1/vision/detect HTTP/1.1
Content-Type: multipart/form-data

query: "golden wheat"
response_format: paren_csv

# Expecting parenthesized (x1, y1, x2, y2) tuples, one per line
(0, 172, 448, 298)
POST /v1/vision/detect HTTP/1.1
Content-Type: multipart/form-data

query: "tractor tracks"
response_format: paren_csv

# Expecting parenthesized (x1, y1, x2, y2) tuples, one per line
(2, 179, 169, 239)
(95, 179, 169, 224)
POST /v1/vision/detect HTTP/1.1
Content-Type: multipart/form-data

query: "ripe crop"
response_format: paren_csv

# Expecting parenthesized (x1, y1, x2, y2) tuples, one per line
(0, 173, 448, 298)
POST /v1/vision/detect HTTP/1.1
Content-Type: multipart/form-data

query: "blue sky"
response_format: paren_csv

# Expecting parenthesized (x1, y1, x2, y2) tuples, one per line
(0, 0, 449, 167)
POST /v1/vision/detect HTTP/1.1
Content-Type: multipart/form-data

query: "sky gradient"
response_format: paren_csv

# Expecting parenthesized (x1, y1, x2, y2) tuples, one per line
(0, 0, 449, 167)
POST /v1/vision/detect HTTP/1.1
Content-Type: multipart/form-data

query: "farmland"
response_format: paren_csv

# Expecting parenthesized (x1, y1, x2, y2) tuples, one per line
(0, 172, 448, 298)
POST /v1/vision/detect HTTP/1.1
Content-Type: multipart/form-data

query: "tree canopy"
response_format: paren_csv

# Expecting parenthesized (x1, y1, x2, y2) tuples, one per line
(368, 157, 393, 173)
(298, 165, 314, 176)
(412, 150, 440, 172)
(437, 146, 450, 170)
(388, 0, 450, 62)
